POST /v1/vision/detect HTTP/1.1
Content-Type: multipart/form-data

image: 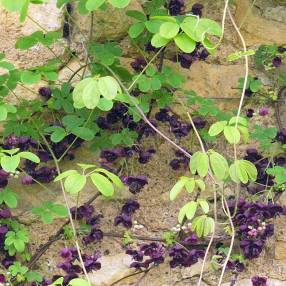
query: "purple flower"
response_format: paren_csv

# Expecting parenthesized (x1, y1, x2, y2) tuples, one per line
(272, 56, 282, 68)
(251, 276, 268, 286)
(0, 209, 11, 218)
(130, 57, 147, 72)
(167, 0, 185, 15)
(259, 107, 269, 116)
(21, 175, 33, 185)
(121, 175, 148, 194)
(121, 200, 140, 214)
(191, 3, 204, 17)
(0, 274, 5, 283)
(246, 108, 254, 118)
(114, 213, 133, 228)
(240, 239, 264, 259)
(39, 87, 52, 99)
(82, 252, 101, 272)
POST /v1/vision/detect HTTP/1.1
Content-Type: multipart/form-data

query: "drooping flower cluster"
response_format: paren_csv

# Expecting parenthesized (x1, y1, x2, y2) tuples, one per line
(70, 204, 103, 245)
(229, 198, 285, 259)
(57, 247, 101, 284)
(121, 175, 148, 194)
(169, 149, 191, 170)
(126, 242, 165, 269)
(155, 108, 206, 138)
(251, 276, 269, 286)
(114, 200, 140, 228)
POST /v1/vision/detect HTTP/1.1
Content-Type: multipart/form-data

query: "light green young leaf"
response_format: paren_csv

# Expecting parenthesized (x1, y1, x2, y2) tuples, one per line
(159, 22, 180, 39)
(0, 105, 8, 121)
(90, 173, 115, 197)
(108, 0, 130, 8)
(239, 160, 257, 182)
(54, 170, 77, 182)
(1, 155, 20, 172)
(98, 76, 121, 100)
(189, 151, 209, 177)
(86, 0, 105, 10)
(21, 71, 41, 85)
(178, 201, 197, 223)
(209, 150, 229, 180)
(170, 177, 188, 201)
(69, 278, 91, 286)
(198, 199, 209, 214)
(18, 152, 40, 163)
(95, 168, 124, 189)
(64, 173, 86, 194)
(128, 22, 145, 38)
(82, 80, 100, 109)
(151, 33, 170, 48)
(223, 126, 240, 144)
(184, 178, 195, 194)
(208, 121, 227, 136)
(174, 34, 196, 53)
(73, 78, 94, 109)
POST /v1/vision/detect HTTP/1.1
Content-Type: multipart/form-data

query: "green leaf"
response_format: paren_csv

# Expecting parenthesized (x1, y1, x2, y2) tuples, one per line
(128, 22, 145, 38)
(180, 16, 200, 42)
(250, 79, 262, 92)
(0, 61, 15, 70)
(229, 162, 240, 183)
(26, 271, 43, 283)
(126, 10, 146, 21)
(54, 170, 77, 182)
(71, 127, 95, 141)
(239, 160, 257, 182)
(0, 105, 8, 121)
(151, 33, 170, 48)
(97, 98, 114, 111)
(184, 178, 195, 194)
(108, 0, 130, 8)
(86, 0, 105, 10)
(178, 201, 198, 223)
(19, 0, 29, 22)
(18, 152, 40, 163)
(90, 173, 115, 197)
(159, 22, 179, 39)
(145, 20, 163, 33)
(209, 150, 229, 180)
(98, 76, 121, 100)
(73, 78, 93, 109)
(21, 71, 41, 85)
(69, 278, 91, 286)
(208, 121, 227, 136)
(1, 155, 20, 172)
(64, 173, 86, 194)
(223, 126, 240, 144)
(174, 34, 196, 53)
(0, 188, 18, 208)
(198, 199, 209, 214)
(170, 177, 187, 201)
(0, 0, 25, 11)
(95, 168, 124, 189)
(82, 80, 100, 109)
(189, 151, 209, 178)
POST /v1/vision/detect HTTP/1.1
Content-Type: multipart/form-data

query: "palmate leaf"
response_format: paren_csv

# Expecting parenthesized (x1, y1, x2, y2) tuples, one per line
(189, 151, 209, 177)
(178, 201, 198, 223)
(159, 22, 179, 39)
(90, 173, 115, 197)
(170, 177, 188, 201)
(64, 172, 86, 194)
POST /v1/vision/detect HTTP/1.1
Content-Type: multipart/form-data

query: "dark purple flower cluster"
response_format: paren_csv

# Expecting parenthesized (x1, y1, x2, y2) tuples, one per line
(57, 247, 101, 284)
(130, 57, 147, 72)
(3, 135, 34, 151)
(126, 242, 165, 269)
(191, 3, 204, 17)
(243, 148, 286, 194)
(70, 204, 103, 245)
(251, 276, 268, 286)
(174, 44, 209, 69)
(39, 87, 52, 100)
(246, 108, 254, 118)
(121, 175, 148, 194)
(169, 149, 191, 170)
(114, 200, 140, 228)
(169, 245, 204, 268)
(0, 170, 10, 188)
(155, 108, 206, 138)
(167, 0, 185, 15)
(276, 128, 286, 144)
(100, 146, 155, 165)
(229, 198, 285, 259)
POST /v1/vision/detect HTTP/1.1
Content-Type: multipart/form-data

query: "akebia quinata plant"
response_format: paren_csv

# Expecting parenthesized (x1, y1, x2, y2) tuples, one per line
(0, 0, 285, 285)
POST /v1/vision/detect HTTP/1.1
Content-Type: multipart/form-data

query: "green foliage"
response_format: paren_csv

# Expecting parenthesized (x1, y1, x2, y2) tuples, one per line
(0, 149, 40, 173)
(208, 116, 249, 144)
(73, 76, 121, 110)
(0, 188, 18, 208)
(69, 278, 91, 286)
(122, 230, 133, 246)
(237, 76, 262, 93)
(192, 215, 214, 237)
(128, 14, 222, 53)
(189, 151, 209, 178)
(32, 201, 68, 224)
(229, 160, 257, 184)
(111, 128, 138, 146)
(227, 49, 255, 61)
(266, 166, 286, 185)
(251, 125, 278, 150)
(162, 231, 176, 246)
(54, 165, 123, 196)
(5, 228, 29, 255)
(208, 150, 229, 181)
